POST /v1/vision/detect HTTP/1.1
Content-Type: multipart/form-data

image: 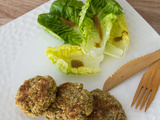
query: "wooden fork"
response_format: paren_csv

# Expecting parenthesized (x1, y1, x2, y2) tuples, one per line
(131, 59, 160, 112)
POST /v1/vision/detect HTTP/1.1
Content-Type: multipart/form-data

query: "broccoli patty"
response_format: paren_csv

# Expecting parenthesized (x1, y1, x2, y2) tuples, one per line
(15, 75, 57, 117)
(44, 82, 94, 120)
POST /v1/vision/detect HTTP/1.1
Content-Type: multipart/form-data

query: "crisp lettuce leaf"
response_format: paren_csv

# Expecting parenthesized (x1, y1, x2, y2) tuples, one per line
(45, 45, 103, 74)
(80, 13, 117, 56)
(104, 14, 130, 58)
(79, 0, 123, 56)
(38, 0, 84, 45)
(79, 0, 122, 26)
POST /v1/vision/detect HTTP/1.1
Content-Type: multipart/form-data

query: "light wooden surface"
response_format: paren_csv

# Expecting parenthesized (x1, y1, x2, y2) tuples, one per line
(0, 0, 159, 34)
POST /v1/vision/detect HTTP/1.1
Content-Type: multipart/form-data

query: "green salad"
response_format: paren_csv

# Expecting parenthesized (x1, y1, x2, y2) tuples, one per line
(38, 0, 130, 74)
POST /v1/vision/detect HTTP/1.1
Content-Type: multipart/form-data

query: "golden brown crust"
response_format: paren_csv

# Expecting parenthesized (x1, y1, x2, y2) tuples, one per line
(44, 106, 65, 120)
(87, 89, 127, 120)
(15, 77, 127, 119)
(15, 75, 57, 117)
(44, 82, 93, 120)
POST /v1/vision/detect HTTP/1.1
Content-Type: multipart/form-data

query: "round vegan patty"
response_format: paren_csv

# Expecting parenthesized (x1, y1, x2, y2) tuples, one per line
(15, 75, 57, 117)
(44, 82, 94, 120)
(87, 89, 127, 120)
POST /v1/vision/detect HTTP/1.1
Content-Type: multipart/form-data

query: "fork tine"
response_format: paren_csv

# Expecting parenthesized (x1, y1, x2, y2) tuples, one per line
(140, 89, 151, 110)
(145, 69, 160, 111)
(135, 87, 146, 108)
(145, 88, 159, 112)
(131, 85, 143, 107)
(131, 59, 160, 112)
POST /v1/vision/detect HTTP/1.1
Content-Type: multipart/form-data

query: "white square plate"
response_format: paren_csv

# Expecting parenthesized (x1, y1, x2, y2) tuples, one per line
(0, 0, 160, 119)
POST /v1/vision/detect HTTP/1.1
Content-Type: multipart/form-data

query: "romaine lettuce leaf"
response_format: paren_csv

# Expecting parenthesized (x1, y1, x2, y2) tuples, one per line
(38, 0, 84, 45)
(79, 0, 123, 26)
(79, 0, 123, 56)
(104, 14, 130, 58)
(80, 13, 117, 56)
(45, 45, 103, 74)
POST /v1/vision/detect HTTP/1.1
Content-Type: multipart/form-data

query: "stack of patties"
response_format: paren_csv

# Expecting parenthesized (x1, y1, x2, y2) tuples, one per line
(15, 75, 127, 120)
(44, 83, 127, 120)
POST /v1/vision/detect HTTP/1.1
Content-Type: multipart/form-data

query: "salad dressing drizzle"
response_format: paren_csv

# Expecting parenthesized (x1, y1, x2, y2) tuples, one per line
(61, 18, 76, 28)
(93, 14, 103, 48)
(71, 60, 84, 68)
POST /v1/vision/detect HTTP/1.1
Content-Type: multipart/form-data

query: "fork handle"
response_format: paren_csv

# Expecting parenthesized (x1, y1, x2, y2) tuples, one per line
(152, 59, 160, 67)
